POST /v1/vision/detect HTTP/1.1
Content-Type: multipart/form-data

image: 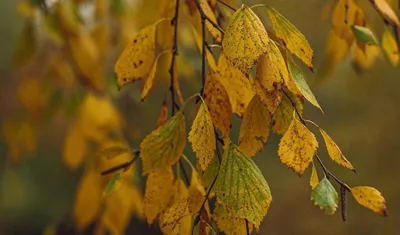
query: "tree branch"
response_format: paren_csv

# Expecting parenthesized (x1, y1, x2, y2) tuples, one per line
(101, 150, 140, 175)
(169, 0, 180, 115)
(216, 0, 237, 12)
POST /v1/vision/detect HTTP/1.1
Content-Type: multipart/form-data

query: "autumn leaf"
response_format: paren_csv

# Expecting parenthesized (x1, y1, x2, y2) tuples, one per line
(278, 117, 318, 175)
(213, 203, 254, 235)
(332, 0, 365, 43)
(238, 95, 271, 157)
(188, 102, 216, 171)
(310, 163, 319, 190)
(255, 40, 287, 93)
(370, 0, 400, 27)
(216, 55, 255, 117)
(73, 170, 102, 231)
(199, 0, 222, 43)
(141, 52, 165, 101)
(160, 198, 191, 235)
(311, 177, 338, 215)
(351, 42, 381, 72)
(222, 5, 269, 74)
(350, 25, 378, 45)
(96, 145, 130, 159)
(191, 25, 218, 71)
(351, 186, 388, 216)
(265, 5, 313, 68)
(103, 173, 122, 197)
(157, 98, 169, 127)
(188, 171, 206, 214)
(63, 122, 87, 170)
(319, 128, 356, 172)
(203, 72, 232, 138)
(287, 52, 322, 111)
(254, 79, 283, 115)
(200, 153, 220, 193)
(140, 111, 186, 174)
(215, 144, 272, 228)
(381, 27, 399, 66)
(143, 167, 175, 224)
(115, 24, 156, 88)
(272, 91, 303, 135)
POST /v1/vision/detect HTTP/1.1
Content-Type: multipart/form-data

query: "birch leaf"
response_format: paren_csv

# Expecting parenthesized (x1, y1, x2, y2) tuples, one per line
(160, 198, 191, 235)
(103, 173, 122, 197)
(351, 186, 388, 216)
(188, 102, 216, 171)
(287, 52, 322, 111)
(370, 0, 400, 27)
(311, 177, 338, 215)
(255, 40, 287, 93)
(63, 123, 87, 170)
(157, 98, 168, 127)
(310, 163, 319, 190)
(222, 5, 269, 74)
(278, 117, 318, 175)
(143, 167, 175, 225)
(115, 25, 156, 88)
(140, 111, 186, 174)
(141, 52, 163, 101)
(266, 6, 313, 68)
(238, 95, 271, 157)
(203, 72, 232, 138)
(382, 28, 399, 66)
(272, 92, 303, 135)
(350, 25, 378, 45)
(217, 55, 255, 117)
(200, 0, 222, 42)
(213, 203, 254, 235)
(215, 144, 272, 228)
(319, 128, 356, 172)
(254, 79, 283, 115)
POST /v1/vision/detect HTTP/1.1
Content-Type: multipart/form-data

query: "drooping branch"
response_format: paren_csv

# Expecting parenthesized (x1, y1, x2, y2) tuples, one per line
(169, 0, 180, 115)
(101, 149, 140, 175)
(282, 90, 351, 192)
(216, 0, 237, 12)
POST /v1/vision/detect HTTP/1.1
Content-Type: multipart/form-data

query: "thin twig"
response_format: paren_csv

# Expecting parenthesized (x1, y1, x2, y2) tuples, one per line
(101, 150, 140, 175)
(282, 90, 351, 191)
(169, 0, 180, 115)
(344, 0, 349, 24)
(245, 219, 250, 235)
(217, 0, 237, 12)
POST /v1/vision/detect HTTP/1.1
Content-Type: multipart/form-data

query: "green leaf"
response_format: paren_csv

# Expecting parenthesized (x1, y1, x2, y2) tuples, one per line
(140, 111, 186, 174)
(287, 52, 322, 111)
(215, 143, 272, 228)
(311, 177, 338, 215)
(97, 146, 131, 159)
(103, 173, 122, 197)
(351, 25, 378, 45)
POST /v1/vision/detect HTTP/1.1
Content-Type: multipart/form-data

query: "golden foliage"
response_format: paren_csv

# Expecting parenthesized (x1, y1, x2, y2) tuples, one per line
(351, 186, 388, 216)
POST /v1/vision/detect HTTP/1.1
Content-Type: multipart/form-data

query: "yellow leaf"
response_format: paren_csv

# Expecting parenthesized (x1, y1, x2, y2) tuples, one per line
(278, 117, 318, 175)
(382, 28, 399, 66)
(238, 95, 271, 157)
(173, 61, 185, 105)
(141, 52, 163, 101)
(63, 122, 87, 170)
(101, 186, 134, 234)
(370, 0, 400, 27)
(331, 0, 365, 43)
(143, 167, 175, 224)
(69, 33, 105, 92)
(266, 6, 313, 68)
(216, 55, 255, 117)
(351, 186, 388, 216)
(319, 128, 356, 172)
(215, 144, 272, 228)
(254, 80, 283, 115)
(317, 30, 350, 81)
(200, 0, 222, 43)
(213, 203, 254, 235)
(160, 198, 191, 235)
(222, 5, 269, 74)
(73, 170, 102, 231)
(272, 92, 303, 135)
(17, 78, 50, 118)
(256, 40, 287, 93)
(351, 42, 381, 72)
(310, 163, 319, 190)
(188, 102, 216, 171)
(188, 171, 206, 214)
(115, 25, 156, 88)
(140, 111, 186, 174)
(157, 20, 174, 50)
(203, 72, 232, 138)
(54, 0, 80, 36)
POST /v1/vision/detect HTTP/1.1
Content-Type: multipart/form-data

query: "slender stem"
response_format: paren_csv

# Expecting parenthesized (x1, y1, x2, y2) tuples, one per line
(201, 15, 207, 90)
(179, 160, 190, 184)
(392, 25, 400, 55)
(282, 90, 351, 191)
(344, 0, 349, 24)
(245, 219, 250, 235)
(101, 150, 140, 175)
(217, 0, 236, 12)
(169, 0, 180, 115)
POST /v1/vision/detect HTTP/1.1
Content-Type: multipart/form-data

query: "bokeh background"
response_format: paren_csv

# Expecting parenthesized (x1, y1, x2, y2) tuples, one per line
(1, 0, 399, 234)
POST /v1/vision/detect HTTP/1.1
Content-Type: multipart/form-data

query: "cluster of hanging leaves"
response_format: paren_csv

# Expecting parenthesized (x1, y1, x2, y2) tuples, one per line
(111, 0, 389, 234)
(319, 0, 400, 80)
(4, 0, 394, 234)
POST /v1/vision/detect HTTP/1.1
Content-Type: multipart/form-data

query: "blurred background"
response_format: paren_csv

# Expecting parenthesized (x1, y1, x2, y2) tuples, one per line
(0, 0, 399, 234)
